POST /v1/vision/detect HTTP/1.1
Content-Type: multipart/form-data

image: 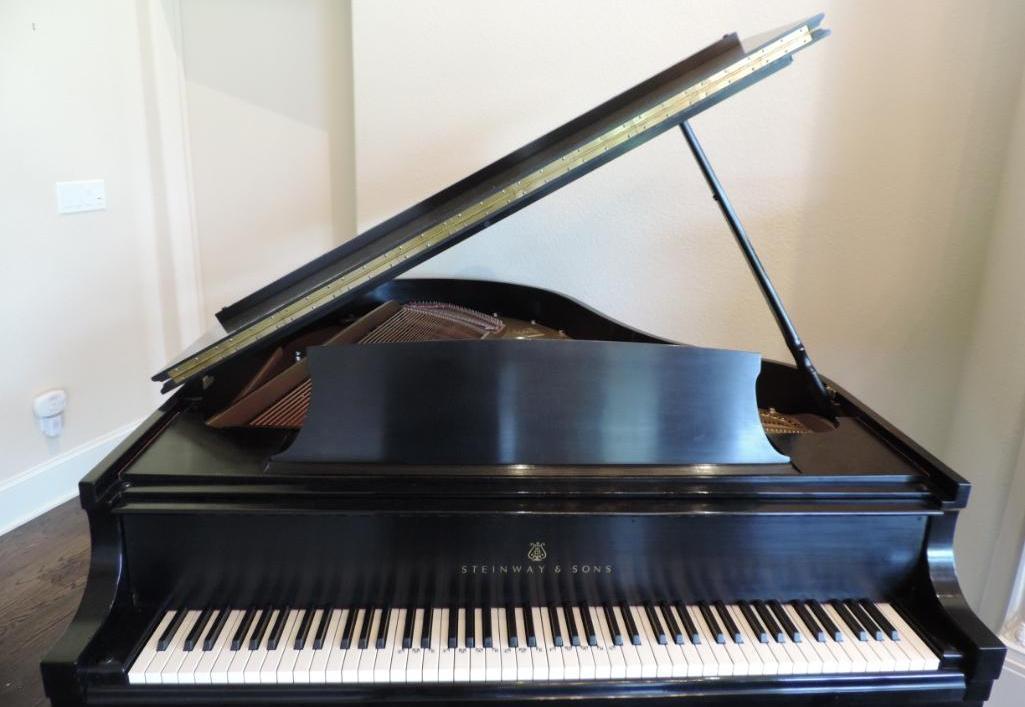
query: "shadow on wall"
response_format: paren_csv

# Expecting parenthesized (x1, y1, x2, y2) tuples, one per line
(171, 0, 356, 319)
(794, 1, 1025, 610)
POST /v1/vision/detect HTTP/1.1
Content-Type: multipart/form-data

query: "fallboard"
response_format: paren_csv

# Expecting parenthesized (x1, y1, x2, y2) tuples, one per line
(122, 511, 928, 609)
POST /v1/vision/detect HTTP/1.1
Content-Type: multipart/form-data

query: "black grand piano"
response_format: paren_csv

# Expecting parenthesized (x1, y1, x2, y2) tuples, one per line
(42, 14, 1006, 706)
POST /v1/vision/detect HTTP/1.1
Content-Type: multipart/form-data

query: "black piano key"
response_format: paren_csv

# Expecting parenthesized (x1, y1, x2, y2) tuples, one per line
(313, 608, 331, 649)
(769, 600, 801, 642)
(421, 608, 434, 649)
(294, 608, 316, 650)
(844, 598, 885, 639)
(339, 608, 356, 649)
(402, 607, 416, 649)
(714, 601, 743, 643)
(738, 601, 769, 643)
(230, 608, 256, 651)
(698, 602, 726, 644)
(602, 604, 621, 646)
(481, 606, 493, 648)
(848, 600, 884, 640)
(754, 601, 785, 643)
(523, 606, 537, 647)
(861, 599, 900, 640)
(566, 604, 582, 646)
(183, 607, 213, 652)
(675, 602, 701, 644)
(620, 603, 642, 646)
(267, 607, 289, 650)
(793, 600, 826, 642)
(247, 606, 273, 650)
(660, 602, 685, 645)
(465, 606, 476, 648)
(832, 600, 868, 640)
(358, 608, 374, 649)
(809, 600, 843, 641)
(203, 607, 231, 651)
(550, 605, 566, 647)
(644, 604, 667, 644)
(506, 606, 519, 648)
(581, 604, 598, 646)
(157, 609, 188, 651)
(376, 608, 392, 650)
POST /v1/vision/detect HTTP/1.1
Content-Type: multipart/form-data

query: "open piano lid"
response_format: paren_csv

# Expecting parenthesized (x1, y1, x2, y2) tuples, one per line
(155, 15, 829, 390)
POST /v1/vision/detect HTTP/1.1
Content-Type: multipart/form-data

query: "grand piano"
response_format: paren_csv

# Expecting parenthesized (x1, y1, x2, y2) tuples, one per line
(42, 14, 1006, 706)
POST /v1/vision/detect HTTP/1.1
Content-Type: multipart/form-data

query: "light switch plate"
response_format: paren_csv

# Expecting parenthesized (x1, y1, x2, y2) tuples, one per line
(56, 179, 106, 214)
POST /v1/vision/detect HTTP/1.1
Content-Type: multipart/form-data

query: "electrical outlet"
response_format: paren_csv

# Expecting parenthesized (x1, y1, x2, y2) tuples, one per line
(56, 179, 106, 214)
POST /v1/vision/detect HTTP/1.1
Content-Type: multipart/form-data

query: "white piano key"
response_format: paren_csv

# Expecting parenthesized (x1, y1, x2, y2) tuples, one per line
(295, 608, 324, 683)
(498, 605, 518, 682)
(821, 603, 866, 673)
(312, 609, 342, 682)
(357, 608, 383, 682)
(593, 603, 625, 679)
(688, 604, 733, 677)
(196, 610, 239, 684)
(876, 604, 939, 671)
(724, 605, 763, 676)
(209, 611, 245, 684)
(242, 608, 277, 684)
(374, 608, 400, 683)
(405, 608, 425, 683)
(454, 608, 471, 682)
(388, 608, 408, 683)
(626, 606, 656, 678)
(633, 605, 672, 678)
(275, 609, 306, 684)
(540, 605, 565, 680)
(262, 610, 300, 684)
(485, 608, 503, 682)
(178, 615, 214, 685)
(586, 606, 611, 679)
(160, 610, 201, 684)
(469, 608, 487, 682)
(128, 610, 176, 684)
(529, 607, 550, 680)
(341, 609, 366, 683)
(574, 608, 596, 680)
(667, 604, 705, 678)
(514, 607, 534, 681)
(612, 606, 641, 678)
(779, 604, 823, 674)
(438, 608, 456, 682)
(422, 608, 443, 683)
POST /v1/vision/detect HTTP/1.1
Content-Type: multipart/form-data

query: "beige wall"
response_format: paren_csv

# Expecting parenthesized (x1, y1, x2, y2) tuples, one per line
(179, 0, 356, 321)
(0, 1, 168, 482)
(351, 0, 1025, 612)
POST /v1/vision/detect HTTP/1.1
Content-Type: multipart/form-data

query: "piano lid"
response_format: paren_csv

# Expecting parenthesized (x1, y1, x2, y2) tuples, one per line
(155, 15, 829, 389)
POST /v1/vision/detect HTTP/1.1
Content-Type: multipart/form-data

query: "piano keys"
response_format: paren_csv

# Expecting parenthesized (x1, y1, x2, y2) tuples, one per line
(127, 599, 940, 685)
(42, 13, 1006, 707)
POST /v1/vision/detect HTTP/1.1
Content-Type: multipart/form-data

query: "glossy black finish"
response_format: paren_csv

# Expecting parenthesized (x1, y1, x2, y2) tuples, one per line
(279, 340, 787, 467)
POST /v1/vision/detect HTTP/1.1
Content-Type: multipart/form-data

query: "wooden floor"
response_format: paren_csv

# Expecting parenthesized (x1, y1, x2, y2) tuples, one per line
(0, 500, 89, 707)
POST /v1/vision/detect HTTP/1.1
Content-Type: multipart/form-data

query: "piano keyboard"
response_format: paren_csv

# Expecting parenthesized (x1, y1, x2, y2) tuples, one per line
(127, 599, 939, 685)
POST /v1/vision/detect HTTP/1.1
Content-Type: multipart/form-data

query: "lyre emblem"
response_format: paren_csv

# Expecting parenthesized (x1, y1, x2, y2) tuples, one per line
(527, 542, 547, 562)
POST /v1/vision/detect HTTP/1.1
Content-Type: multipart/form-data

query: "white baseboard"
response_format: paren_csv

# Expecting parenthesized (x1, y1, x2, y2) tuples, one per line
(0, 419, 142, 537)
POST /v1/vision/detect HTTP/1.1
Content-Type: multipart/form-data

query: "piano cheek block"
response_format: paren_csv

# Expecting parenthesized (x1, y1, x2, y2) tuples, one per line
(271, 340, 791, 470)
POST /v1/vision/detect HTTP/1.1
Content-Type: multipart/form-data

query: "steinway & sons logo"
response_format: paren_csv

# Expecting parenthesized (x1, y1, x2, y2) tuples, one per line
(460, 541, 613, 575)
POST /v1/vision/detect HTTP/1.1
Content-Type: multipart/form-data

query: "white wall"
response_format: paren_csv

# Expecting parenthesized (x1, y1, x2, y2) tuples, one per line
(949, 66, 1025, 627)
(0, 2, 171, 499)
(352, 0, 1025, 610)
(179, 0, 356, 321)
